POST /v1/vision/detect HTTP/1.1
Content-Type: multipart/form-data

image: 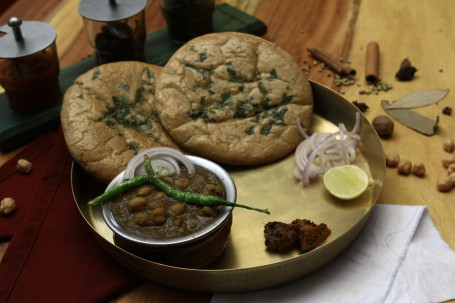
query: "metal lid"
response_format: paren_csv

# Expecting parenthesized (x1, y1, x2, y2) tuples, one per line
(0, 17, 57, 59)
(78, 0, 147, 22)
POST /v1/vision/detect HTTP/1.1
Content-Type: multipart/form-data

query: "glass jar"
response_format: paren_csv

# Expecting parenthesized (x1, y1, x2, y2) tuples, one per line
(79, 0, 147, 65)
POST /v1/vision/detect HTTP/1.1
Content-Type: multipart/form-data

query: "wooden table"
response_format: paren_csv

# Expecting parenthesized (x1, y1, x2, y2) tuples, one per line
(1, 0, 454, 302)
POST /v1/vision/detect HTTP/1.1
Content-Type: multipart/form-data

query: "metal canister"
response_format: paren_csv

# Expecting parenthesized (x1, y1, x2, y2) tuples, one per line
(0, 17, 61, 112)
(78, 0, 147, 65)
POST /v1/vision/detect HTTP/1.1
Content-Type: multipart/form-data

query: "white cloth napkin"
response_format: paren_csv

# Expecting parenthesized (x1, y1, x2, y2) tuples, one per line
(211, 204, 455, 303)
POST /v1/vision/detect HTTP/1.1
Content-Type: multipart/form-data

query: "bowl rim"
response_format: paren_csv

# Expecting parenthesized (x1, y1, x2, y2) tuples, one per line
(102, 155, 237, 247)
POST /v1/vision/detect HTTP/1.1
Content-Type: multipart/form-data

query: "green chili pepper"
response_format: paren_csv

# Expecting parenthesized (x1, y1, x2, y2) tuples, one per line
(87, 156, 270, 215)
(87, 175, 149, 205)
(143, 155, 270, 214)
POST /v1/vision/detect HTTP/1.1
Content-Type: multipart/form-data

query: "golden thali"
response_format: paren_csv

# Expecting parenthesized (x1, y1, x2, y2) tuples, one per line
(71, 81, 385, 293)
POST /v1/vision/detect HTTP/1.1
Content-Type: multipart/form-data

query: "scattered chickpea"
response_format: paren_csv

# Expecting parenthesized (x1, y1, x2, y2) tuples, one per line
(437, 176, 453, 192)
(442, 157, 455, 168)
(385, 153, 400, 167)
(412, 161, 426, 177)
(443, 138, 455, 153)
(387, 138, 455, 192)
(447, 164, 455, 174)
(1, 197, 16, 215)
(448, 172, 455, 186)
(16, 159, 32, 174)
(397, 159, 412, 175)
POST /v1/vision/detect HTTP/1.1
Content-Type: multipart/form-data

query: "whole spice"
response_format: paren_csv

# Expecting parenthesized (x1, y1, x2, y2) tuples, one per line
(372, 115, 394, 137)
(395, 58, 417, 81)
(412, 161, 426, 177)
(397, 159, 412, 175)
(386, 89, 449, 110)
(358, 80, 392, 95)
(352, 101, 369, 112)
(1, 197, 16, 215)
(16, 159, 32, 174)
(381, 101, 439, 136)
(442, 106, 452, 116)
(365, 41, 380, 83)
(385, 153, 400, 167)
(307, 47, 356, 77)
(334, 75, 356, 87)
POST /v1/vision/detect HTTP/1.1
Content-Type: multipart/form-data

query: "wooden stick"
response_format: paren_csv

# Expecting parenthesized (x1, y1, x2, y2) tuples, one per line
(365, 41, 379, 83)
(307, 47, 356, 77)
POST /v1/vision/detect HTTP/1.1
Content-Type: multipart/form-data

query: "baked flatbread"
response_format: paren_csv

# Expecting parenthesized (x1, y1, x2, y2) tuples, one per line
(155, 32, 313, 166)
(61, 61, 178, 183)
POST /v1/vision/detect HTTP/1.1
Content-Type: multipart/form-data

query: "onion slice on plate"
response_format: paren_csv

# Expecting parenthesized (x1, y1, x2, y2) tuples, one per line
(294, 112, 362, 186)
(124, 147, 195, 180)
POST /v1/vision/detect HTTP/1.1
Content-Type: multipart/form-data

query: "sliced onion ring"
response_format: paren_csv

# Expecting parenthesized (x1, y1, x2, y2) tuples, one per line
(294, 112, 362, 186)
(124, 147, 195, 180)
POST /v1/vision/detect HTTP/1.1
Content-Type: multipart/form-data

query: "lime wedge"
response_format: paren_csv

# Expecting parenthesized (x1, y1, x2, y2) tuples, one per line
(323, 165, 369, 200)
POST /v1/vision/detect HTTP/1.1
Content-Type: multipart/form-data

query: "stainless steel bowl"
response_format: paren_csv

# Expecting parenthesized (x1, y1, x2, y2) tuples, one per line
(101, 155, 237, 268)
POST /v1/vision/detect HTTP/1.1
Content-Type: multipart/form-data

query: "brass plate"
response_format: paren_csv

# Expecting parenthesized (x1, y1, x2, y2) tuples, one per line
(71, 81, 385, 293)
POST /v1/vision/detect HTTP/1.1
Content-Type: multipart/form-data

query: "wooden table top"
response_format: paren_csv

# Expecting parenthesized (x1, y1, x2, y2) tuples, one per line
(1, 0, 454, 302)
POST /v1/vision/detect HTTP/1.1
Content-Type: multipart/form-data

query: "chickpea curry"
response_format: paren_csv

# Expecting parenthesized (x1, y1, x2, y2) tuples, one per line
(108, 166, 226, 239)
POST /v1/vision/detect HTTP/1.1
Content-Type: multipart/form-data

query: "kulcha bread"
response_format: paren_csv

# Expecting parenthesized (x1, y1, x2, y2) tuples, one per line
(155, 32, 313, 166)
(61, 61, 178, 183)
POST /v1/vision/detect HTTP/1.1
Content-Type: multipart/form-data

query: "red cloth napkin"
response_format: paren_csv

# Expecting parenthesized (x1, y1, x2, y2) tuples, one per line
(0, 132, 54, 240)
(0, 129, 145, 303)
